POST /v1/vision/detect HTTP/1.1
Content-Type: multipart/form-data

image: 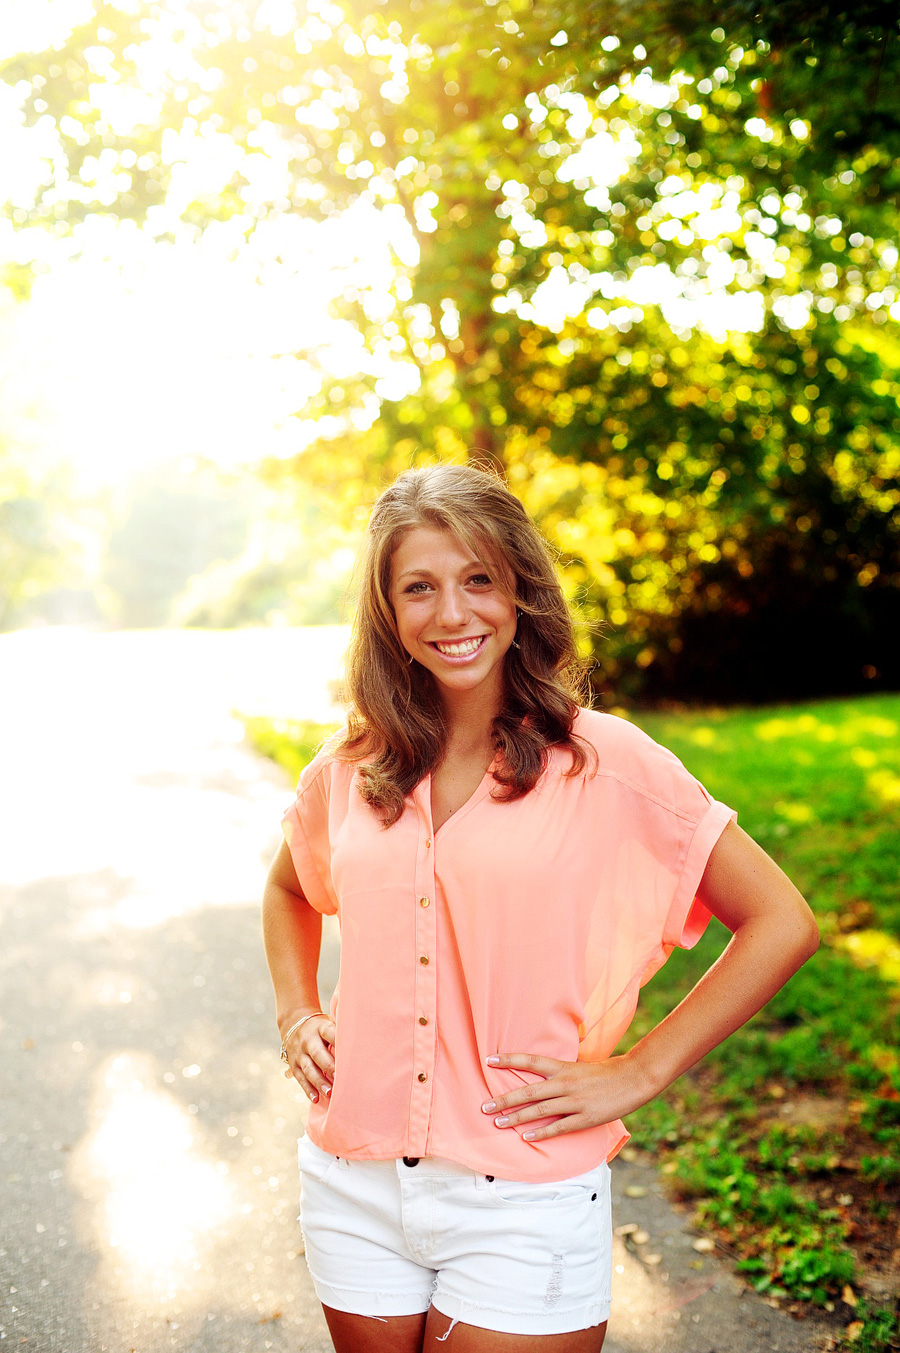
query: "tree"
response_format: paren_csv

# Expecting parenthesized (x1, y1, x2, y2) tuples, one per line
(3, 1, 898, 694)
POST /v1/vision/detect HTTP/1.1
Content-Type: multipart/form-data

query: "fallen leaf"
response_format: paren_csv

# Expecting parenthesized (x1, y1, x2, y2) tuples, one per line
(614, 1223, 639, 1237)
(692, 1237, 716, 1253)
(689, 1259, 705, 1271)
(837, 1194, 854, 1206)
(643, 1253, 663, 1266)
(624, 1185, 647, 1198)
(842, 1286, 858, 1307)
(632, 1229, 650, 1245)
(845, 1321, 864, 1341)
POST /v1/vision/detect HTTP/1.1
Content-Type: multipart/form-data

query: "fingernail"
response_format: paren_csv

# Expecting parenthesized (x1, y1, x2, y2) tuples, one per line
(308, 1090, 318, 1102)
(482, 1101, 496, 1113)
(494, 1115, 509, 1127)
(522, 1131, 535, 1141)
(324, 1086, 332, 1096)
(486, 1056, 500, 1065)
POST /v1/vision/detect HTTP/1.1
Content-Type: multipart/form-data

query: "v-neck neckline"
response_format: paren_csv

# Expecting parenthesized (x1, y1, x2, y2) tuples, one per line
(425, 754, 499, 839)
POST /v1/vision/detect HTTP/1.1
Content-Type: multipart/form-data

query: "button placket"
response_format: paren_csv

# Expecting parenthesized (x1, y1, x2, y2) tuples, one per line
(409, 798, 438, 1155)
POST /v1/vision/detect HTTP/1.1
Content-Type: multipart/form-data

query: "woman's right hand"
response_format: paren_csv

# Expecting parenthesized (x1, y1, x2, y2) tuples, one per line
(283, 1014, 337, 1103)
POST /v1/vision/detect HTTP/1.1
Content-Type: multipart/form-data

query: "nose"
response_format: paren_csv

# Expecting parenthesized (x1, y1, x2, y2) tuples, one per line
(434, 583, 469, 629)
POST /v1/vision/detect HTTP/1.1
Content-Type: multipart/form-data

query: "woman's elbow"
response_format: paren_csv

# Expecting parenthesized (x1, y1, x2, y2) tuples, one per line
(793, 902, 820, 965)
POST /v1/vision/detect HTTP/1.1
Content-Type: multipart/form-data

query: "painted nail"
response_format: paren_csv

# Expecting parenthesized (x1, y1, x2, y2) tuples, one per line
(482, 1101, 496, 1113)
(324, 1086, 332, 1096)
(486, 1056, 500, 1065)
(494, 1115, 509, 1127)
(522, 1131, 536, 1141)
(308, 1090, 318, 1102)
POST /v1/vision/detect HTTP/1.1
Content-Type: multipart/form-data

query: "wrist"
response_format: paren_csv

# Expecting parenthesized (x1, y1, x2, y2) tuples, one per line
(619, 1044, 668, 1107)
(279, 1009, 326, 1063)
(278, 1004, 325, 1042)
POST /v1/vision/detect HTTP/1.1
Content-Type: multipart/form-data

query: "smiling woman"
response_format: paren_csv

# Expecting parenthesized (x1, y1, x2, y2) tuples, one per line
(262, 462, 819, 1353)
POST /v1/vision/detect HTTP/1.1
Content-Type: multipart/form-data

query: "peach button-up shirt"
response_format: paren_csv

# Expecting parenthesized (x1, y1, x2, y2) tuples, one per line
(281, 708, 736, 1183)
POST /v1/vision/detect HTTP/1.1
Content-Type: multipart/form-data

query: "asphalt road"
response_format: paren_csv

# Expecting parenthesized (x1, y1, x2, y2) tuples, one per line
(0, 627, 830, 1353)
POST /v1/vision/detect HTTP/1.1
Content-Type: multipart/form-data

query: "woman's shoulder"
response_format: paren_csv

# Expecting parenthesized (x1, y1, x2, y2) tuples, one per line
(571, 705, 656, 755)
(571, 707, 707, 817)
(293, 727, 355, 798)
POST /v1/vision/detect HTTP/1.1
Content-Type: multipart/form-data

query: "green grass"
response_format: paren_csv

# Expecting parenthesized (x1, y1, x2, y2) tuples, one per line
(243, 693, 900, 1316)
(625, 694, 900, 1313)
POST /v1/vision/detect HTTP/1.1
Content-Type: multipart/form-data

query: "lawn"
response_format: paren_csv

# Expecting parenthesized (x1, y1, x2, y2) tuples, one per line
(245, 693, 900, 1346)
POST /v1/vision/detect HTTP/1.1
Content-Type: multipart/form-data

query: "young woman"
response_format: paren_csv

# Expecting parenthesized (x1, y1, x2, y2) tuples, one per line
(262, 463, 819, 1353)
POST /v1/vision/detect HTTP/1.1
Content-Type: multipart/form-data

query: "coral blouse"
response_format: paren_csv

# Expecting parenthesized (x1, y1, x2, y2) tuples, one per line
(281, 707, 736, 1183)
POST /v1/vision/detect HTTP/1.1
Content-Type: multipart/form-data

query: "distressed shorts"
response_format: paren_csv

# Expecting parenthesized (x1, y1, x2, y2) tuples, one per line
(296, 1134, 612, 1336)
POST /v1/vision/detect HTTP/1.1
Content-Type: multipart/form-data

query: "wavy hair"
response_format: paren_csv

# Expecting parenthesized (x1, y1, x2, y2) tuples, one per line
(336, 463, 594, 825)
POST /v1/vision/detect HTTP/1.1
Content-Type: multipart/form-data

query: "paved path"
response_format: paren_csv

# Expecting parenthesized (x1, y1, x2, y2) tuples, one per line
(0, 628, 830, 1352)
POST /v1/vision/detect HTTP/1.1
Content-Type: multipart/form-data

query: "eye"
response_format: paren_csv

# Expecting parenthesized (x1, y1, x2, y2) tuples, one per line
(404, 580, 431, 594)
(469, 573, 492, 586)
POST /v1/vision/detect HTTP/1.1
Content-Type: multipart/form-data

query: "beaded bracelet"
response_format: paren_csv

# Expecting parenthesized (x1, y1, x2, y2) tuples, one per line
(280, 1011, 326, 1063)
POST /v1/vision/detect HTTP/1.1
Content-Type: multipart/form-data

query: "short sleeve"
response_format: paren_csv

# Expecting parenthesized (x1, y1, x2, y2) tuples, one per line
(662, 794, 737, 953)
(574, 710, 738, 1061)
(603, 715, 737, 984)
(281, 755, 340, 916)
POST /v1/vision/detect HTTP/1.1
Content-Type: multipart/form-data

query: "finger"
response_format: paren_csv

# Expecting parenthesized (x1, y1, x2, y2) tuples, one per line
(482, 1072, 572, 1116)
(491, 1096, 574, 1129)
(306, 1033, 336, 1080)
(486, 1053, 565, 1078)
(520, 1115, 588, 1142)
(286, 1060, 318, 1103)
(299, 1053, 333, 1098)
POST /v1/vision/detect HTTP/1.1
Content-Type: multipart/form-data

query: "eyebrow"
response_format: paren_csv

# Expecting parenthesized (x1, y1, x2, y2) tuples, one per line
(396, 560, 488, 582)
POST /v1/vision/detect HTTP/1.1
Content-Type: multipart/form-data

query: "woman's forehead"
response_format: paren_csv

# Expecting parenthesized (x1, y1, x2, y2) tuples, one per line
(389, 524, 513, 582)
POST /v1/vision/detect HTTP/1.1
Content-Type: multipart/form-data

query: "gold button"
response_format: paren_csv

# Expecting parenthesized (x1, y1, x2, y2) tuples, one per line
(417, 1072, 428, 1082)
(419, 955, 429, 965)
(419, 896, 430, 907)
(425, 838, 432, 848)
(419, 1016, 428, 1025)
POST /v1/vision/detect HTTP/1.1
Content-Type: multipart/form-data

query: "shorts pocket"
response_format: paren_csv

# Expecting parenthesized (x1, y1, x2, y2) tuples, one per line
(486, 1165, 604, 1208)
(297, 1133, 340, 1185)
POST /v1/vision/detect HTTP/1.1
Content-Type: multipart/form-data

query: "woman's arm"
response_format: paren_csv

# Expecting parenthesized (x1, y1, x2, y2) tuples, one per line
(483, 821, 820, 1139)
(262, 838, 336, 1103)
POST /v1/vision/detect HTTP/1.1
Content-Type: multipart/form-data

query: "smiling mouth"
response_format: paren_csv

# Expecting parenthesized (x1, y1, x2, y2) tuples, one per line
(429, 635, 487, 657)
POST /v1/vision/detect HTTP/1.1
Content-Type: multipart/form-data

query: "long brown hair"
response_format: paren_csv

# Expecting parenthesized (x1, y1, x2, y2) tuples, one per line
(336, 463, 594, 825)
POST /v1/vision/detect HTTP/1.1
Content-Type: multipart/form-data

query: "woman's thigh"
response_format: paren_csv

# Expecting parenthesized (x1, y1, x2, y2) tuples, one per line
(424, 1309, 607, 1352)
(323, 1306, 428, 1353)
(322, 1308, 607, 1353)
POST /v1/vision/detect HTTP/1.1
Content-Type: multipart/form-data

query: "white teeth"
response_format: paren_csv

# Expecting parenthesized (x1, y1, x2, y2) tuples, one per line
(434, 636, 484, 656)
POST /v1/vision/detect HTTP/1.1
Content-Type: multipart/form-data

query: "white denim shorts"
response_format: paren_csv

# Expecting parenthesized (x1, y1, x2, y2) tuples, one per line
(296, 1134, 612, 1336)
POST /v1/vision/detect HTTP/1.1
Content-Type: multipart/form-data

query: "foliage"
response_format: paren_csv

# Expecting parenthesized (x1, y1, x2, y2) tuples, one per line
(2, 4, 899, 693)
(246, 691, 900, 1308)
(242, 716, 341, 786)
(838, 1299, 900, 1352)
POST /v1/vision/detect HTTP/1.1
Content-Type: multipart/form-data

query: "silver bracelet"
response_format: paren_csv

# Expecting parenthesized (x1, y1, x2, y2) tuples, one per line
(280, 1011, 326, 1063)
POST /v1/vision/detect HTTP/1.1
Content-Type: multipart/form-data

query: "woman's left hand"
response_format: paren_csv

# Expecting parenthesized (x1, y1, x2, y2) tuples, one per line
(481, 1052, 652, 1141)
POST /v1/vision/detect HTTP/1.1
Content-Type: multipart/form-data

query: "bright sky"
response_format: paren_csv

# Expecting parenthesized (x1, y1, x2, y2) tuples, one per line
(0, 205, 402, 490)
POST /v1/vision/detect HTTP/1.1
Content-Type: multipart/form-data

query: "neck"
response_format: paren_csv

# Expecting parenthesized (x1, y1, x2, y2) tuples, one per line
(439, 681, 503, 759)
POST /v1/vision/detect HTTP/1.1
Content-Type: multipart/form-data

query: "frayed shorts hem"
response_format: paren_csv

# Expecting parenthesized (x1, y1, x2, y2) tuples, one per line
(432, 1295, 611, 1336)
(307, 1272, 433, 1318)
(308, 1276, 610, 1335)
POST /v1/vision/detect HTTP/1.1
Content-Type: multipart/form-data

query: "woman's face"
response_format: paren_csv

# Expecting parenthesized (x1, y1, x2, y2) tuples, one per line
(389, 526, 518, 708)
